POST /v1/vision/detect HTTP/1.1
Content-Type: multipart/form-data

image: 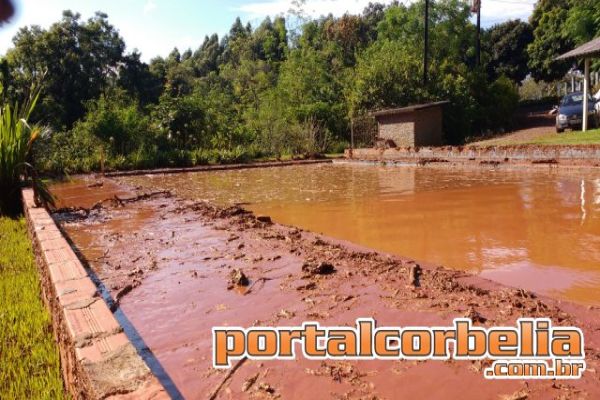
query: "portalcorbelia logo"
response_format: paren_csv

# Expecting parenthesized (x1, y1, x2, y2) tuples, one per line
(213, 318, 585, 379)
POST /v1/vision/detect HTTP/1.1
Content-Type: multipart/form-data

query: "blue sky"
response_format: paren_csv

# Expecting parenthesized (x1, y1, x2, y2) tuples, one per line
(0, 0, 537, 61)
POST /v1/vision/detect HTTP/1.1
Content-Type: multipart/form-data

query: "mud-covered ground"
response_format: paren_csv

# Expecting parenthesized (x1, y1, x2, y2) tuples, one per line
(52, 177, 600, 400)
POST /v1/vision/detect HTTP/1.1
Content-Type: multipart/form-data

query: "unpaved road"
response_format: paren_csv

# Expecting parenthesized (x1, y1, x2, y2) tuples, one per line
(52, 178, 600, 399)
(471, 111, 556, 146)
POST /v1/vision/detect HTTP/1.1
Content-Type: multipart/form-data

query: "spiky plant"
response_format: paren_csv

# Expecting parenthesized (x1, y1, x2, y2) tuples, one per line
(0, 84, 54, 214)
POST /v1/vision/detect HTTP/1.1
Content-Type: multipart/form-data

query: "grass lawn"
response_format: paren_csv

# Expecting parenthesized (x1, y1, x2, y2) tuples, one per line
(522, 129, 600, 145)
(0, 217, 66, 399)
(475, 129, 600, 147)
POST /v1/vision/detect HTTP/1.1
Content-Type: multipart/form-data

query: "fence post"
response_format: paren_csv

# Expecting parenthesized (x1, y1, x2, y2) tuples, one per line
(350, 119, 354, 159)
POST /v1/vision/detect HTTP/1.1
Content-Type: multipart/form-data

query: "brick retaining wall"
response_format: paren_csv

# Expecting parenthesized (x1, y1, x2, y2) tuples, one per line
(22, 189, 169, 399)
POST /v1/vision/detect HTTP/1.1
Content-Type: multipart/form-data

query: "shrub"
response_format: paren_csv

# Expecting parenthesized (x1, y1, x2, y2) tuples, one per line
(484, 76, 520, 132)
(72, 93, 155, 157)
(0, 85, 53, 214)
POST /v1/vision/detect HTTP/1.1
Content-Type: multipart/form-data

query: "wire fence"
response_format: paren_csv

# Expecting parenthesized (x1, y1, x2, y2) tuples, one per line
(351, 115, 378, 149)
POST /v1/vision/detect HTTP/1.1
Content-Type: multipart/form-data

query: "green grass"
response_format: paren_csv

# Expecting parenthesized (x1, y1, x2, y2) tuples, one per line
(521, 129, 600, 145)
(0, 217, 66, 399)
(475, 129, 600, 147)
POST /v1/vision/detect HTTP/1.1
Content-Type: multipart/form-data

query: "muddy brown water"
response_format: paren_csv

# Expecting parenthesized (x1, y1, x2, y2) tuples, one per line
(50, 168, 600, 399)
(119, 163, 600, 305)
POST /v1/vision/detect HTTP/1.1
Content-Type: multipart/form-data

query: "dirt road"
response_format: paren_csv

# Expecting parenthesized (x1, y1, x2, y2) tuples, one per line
(471, 110, 556, 146)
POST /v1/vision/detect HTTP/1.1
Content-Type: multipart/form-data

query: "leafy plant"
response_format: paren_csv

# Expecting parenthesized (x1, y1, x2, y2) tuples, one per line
(0, 84, 54, 214)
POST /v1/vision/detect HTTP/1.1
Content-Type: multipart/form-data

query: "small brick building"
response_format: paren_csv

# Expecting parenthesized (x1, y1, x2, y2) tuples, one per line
(371, 101, 448, 147)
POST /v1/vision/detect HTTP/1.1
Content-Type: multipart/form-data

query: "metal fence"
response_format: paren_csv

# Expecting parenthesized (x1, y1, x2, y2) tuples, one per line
(351, 115, 378, 149)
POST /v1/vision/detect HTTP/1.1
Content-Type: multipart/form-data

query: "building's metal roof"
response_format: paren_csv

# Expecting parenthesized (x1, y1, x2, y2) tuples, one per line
(556, 37, 600, 60)
(370, 101, 449, 118)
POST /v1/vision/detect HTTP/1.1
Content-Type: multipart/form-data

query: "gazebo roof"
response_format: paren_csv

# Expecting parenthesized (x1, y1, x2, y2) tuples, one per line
(556, 37, 600, 60)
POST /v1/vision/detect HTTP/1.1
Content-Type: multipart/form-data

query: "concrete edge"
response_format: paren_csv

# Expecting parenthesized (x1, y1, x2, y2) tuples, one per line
(104, 159, 334, 177)
(21, 188, 170, 400)
(345, 146, 600, 168)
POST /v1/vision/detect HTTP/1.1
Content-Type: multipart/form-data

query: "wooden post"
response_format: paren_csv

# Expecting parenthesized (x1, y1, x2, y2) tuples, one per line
(100, 146, 105, 177)
(583, 58, 590, 132)
(350, 119, 354, 159)
(476, 2, 481, 67)
(424, 0, 430, 85)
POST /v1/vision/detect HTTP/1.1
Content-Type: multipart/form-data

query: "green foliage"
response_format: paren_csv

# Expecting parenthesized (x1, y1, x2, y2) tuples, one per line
(527, 0, 600, 82)
(118, 51, 163, 105)
(519, 77, 560, 102)
(4, 11, 126, 129)
(0, 217, 66, 399)
(0, 84, 53, 214)
(152, 93, 207, 150)
(377, 0, 475, 67)
(275, 46, 347, 136)
(74, 92, 154, 156)
(528, 2, 573, 82)
(3, 0, 560, 172)
(483, 20, 533, 83)
(564, 0, 600, 45)
(482, 76, 520, 133)
(36, 128, 104, 174)
(349, 40, 424, 114)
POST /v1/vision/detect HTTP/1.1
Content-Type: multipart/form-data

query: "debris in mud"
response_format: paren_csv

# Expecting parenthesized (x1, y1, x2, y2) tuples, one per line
(115, 284, 134, 302)
(87, 181, 104, 188)
(464, 307, 487, 324)
(227, 269, 250, 290)
(480, 160, 501, 167)
(113, 190, 172, 206)
(302, 261, 336, 276)
(256, 215, 273, 224)
(288, 228, 302, 239)
(532, 158, 558, 165)
(296, 282, 317, 291)
(245, 277, 273, 296)
(408, 264, 422, 287)
(501, 389, 529, 400)
(127, 268, 143, 277)
(418, 157, 449, 166)
(307, 362, 366, 385)
(257, 382, 276, 395)
(242, 373, 259, 392)
(277, 309, 295, 319)
(312, 237, 328, 246)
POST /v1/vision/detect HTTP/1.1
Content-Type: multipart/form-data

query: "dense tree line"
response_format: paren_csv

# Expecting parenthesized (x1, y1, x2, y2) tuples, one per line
(0, 0, 598, 173)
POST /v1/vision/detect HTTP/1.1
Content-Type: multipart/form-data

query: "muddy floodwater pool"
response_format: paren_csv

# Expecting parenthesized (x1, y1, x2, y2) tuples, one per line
(119, 163, 600, 305)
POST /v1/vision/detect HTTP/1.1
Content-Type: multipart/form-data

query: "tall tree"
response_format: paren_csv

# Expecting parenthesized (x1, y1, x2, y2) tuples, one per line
(564, 0, 600, 45)
(527, 0, 573, 82)
(5, 11, 125, 128)
(192, 34, 223, 77)
(117, 51, 163, 105)
(484, 20, 533, 83)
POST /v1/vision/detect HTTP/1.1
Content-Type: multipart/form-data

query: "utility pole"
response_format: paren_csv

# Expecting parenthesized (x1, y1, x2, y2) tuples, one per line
(424, 0, 430, 85)
(471, 0, 481, 67)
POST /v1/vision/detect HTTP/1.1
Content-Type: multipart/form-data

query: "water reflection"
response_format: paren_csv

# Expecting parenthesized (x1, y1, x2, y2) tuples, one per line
(120, 164, 600, 304)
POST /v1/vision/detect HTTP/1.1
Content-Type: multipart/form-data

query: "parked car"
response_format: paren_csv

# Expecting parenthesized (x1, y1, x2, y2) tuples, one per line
(556, 92, 599, 133)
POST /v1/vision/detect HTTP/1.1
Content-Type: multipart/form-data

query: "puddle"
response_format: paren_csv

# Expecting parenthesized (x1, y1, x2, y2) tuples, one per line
(120, 164, 600, 305)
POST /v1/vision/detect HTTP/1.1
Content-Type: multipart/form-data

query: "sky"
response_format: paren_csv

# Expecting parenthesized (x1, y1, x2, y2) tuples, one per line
(0, 0, 537, 61)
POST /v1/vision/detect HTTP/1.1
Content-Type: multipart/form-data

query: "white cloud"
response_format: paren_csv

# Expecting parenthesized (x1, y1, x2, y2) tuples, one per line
(143, 0, 157, 14)
(237, 0, 393, 19)
(236, 0, 534, 26)
(479, 1, 535, 25)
